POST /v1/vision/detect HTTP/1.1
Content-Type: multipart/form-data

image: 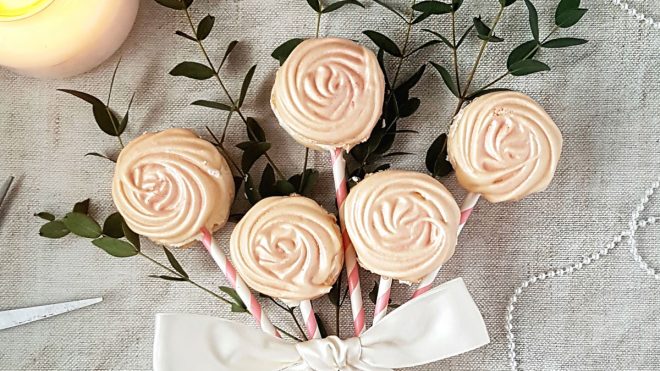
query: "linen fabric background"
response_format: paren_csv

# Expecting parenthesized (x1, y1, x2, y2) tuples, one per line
(1, 0, 659, 370)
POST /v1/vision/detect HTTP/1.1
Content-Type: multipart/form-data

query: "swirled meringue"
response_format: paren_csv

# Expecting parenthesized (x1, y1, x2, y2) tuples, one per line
(112, 128, 235, 247)
(342, 170, 460, 283)
(270, 37, 385, 151)
(448, 91, 563, 203)
(230, 196, 344, 301)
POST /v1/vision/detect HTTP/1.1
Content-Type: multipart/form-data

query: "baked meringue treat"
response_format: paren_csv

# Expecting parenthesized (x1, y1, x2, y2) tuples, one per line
(230, 196, 343, 301)
(448, 91, 563, 203)
(270, 37, 385, 151)
(342, 170, 460, 283)
(112, 128, 235, 247)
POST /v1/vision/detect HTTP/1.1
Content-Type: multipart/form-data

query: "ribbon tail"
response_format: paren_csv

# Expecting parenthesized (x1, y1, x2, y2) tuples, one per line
(358, 278, 490, 369)
(154, 313, 302, 371)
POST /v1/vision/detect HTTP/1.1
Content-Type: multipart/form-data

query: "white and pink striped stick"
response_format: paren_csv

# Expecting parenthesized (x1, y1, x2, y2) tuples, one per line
(299, 300, 321, 339)
(411, 192, 481, 299)
(200, 228, 280, 338)
(330, 148, 366, 336)
(372, 276, 392, 325)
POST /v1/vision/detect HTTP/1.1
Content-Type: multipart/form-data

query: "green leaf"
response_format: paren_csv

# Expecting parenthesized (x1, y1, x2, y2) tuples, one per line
(456, 25, 474, 48)
(243, 174, 261, 205)
(238, 65, 256, 107)
(92, 236, 138, 257)
(555, 8, 587, 28)
(288, 169, 320, 196)
(322, 0, 364, 13)
(398, 98, 420, 118)
(271, 38, 304, 66)
(466, 88, 511, 100)
(163, 246, 188, 278)
(542, 37, 588, 48)
(57, 89, 123, 137)
(118, 92, 135, 135)
(376, 49, 390, 88)
(72, 199, 90, 214)
(196, 14, 214, 40)
(430, 62, 459, 97)
(315, 313, 328, 338)
(473, 17, 503, 42)
(412, 1, 452, 14)
(451, 0, 463, 11)
(219, 40, 239, 69)
(524, 0, 539, 41)
(219, 286, 247, 312)
(369, 281, 378, 304)
(555, 0, 580, 17)
(507, 40, 539, 68)
(328, 280, 340, 306)
(246, 117, 266, 142)
(421, 29, 453, 49)
(149, 275, 187, 281)
(306, 0, 321, 12)
(84, 152, 115, 163)
(39, 221, 70, 239)
(499, 0, 518, 7)
(175, 30, 197, 42)
(102, 212, 125, 238)
(153, 0, 193, 10)
(412, 12, 432, 24)
(62, 212, 101, 238)
(508, 59, 550, 76)
(426, 133, 452, 177)
(236, 141, 271, 173)
(191, 100, 232, 111)
(363, 31, 402, 57)
(405, 40, 442, 57)
(383, 151, 413, 157)
(170, 62, 215, 80)
(259, 164, 276, 198)
(275, 180, 296, 195)
(372, 0, 408, 23)
(122, 220, 140, 251)
(395, 64, 426, 92)
(35, 212, 55, 221)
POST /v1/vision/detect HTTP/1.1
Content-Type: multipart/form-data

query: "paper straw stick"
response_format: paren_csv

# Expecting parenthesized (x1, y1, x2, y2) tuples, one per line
(330, 148, 366, 336)
(372, 276, 392, 325)
(299, 299, 321, 339)
(200, 228, 280, 338)
(411, 192, 481, 299)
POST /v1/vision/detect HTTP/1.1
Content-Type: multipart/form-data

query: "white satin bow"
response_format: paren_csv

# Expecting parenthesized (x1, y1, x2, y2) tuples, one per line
(153, 278, 490, 371)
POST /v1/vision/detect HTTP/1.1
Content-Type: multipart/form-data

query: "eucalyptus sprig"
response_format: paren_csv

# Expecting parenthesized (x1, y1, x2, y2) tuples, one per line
(35, 199, 304, 342)
(424, 0, 589, 178)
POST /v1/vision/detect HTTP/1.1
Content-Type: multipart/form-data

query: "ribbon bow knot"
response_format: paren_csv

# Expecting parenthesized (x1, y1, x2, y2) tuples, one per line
(153, 278, 490, 371)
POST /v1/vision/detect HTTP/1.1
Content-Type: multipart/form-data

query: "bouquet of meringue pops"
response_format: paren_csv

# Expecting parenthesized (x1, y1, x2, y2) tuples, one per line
(36, 0, 587, 369)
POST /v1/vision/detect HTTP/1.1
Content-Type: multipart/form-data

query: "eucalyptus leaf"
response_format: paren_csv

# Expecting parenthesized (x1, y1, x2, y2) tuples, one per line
(35, 212, 55, 221)
(542, 37, 588, 48)
(237, 141, 271, 173)
(372, 0, 408, 23)
(63, 212, 101, 238)
(322, 0, 364, 13)
(219, 286, 247, 309)
(412, 1, 452, 15)
(118, 92, 135, 135)
(507, 40, 539, 68)
(412, 11, 432, 24)
(84, 152, 116, 163)
(368, 281, 379, 304)
(153, 0, 193, 10)
(363, 30, 402, 57)
(271, 38, 304, 66)
(395, 64, 426, 92)
(92, 236, 138, 257)
(288, 169, 319, 196)
(275, 180, 296, 195)
(328, 280, 340, 306)
(175, 30, 197, 42)
(306, 0, 321, 12)
(238, 65, 256, 107)
(122, 220, 141, 251)
(456, 25, 474, 48)
(376, 49, 390, 88)
(163, 246, 188, 278)
(473, 17, 503, 42)
(103, 212, 125, 238)
(246, 117, 267, 142)
(499, 0, 518, 7)
(57, 89, 123, 137)
(421, 29, 453, 49)
(259, 164, 276, 198)
(426, 133, 452, 177)
(430, 62, 459, 97)
(451, 0, 463, 11)
(39, 220, 70, 239)
(315, 313, 328, 338)
(196, 14, 215, 40)
(191, 100, 232, 111)
(398, 98, 420, 118)
(170, 62, 215, 80)
(383, 151, 413, 157)
(72, 199, 90, 214)
(524, 0, 539, 41)
(405, 40, 442, 57)
(555, 0, 580, 17)
(220, 40, 239, 69)
(555, 8, 587, 28)
(373, 163, 391, 172)
(243, 174, 261, 205)
(508, 59, 550, 76)
(149, 275, 187, 281)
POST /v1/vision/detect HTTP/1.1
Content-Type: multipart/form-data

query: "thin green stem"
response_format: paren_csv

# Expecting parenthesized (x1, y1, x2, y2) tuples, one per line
(391, 0, 417, 88)
(220, 110, 234, 144)
(106, 57, 125, 149)
(183, 8, 286, 180)
(450, 11, 461, 96)
(267, 297, 308, 341)
(205, 126, 244, 177)
(461, 5, 504, 98)
(315, 10, 321, 38)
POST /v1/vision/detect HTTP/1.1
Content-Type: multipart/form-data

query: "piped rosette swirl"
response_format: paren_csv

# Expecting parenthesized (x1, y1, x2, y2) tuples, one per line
(112, 128, 235, 247)
(448, 91, 563, 203)
(230, 196, 344, 302)
(342, 170, 460, 283)
(270, 37, 385, 151)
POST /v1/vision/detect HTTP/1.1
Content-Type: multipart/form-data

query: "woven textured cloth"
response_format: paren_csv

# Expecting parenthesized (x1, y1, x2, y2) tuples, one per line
(1, 0, 659, 370)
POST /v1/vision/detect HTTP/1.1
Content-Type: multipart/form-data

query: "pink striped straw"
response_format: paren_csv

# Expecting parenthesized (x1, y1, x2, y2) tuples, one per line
(330, 148, 366, 336)
(372, 276, 392, 325)
(299, 300, 321, 339)
(411, 192, 481, 299)
(200, 227, 280, 338)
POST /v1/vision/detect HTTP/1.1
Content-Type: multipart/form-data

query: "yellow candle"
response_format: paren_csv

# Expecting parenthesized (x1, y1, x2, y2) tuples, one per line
(0, 0, 139, 79)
